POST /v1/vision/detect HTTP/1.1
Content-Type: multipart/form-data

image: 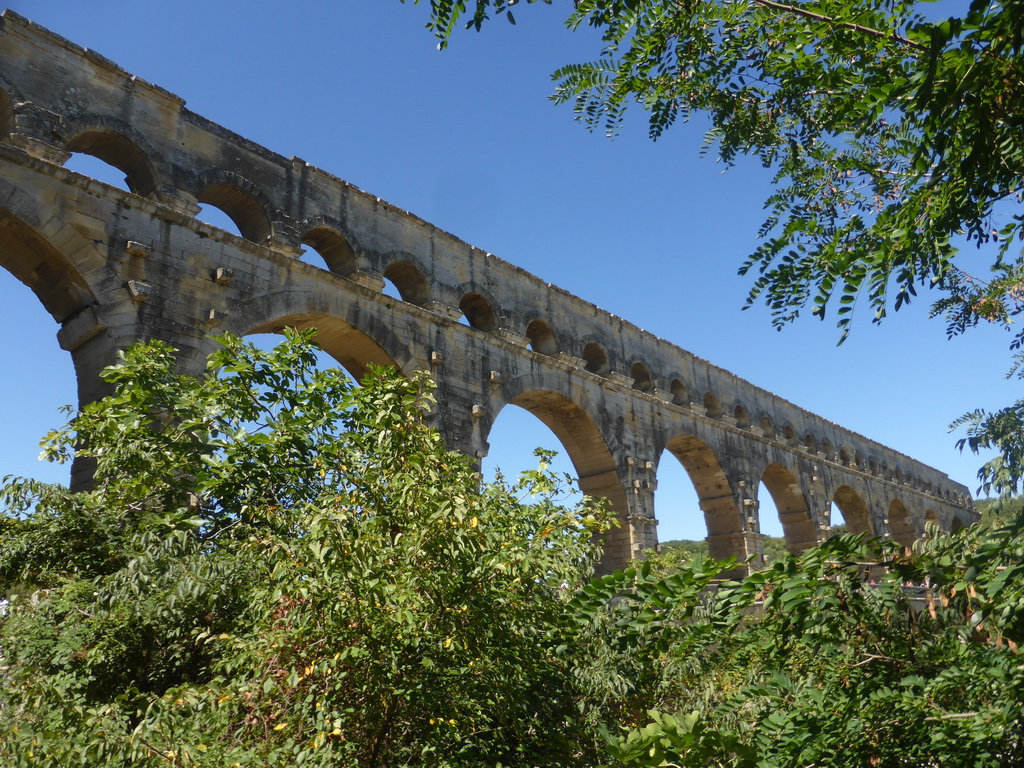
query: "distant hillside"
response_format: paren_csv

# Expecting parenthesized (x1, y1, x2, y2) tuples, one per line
(654, 502, 1024, 572)
(973, 496, 1024, 528)
(655, 533, 791, 569)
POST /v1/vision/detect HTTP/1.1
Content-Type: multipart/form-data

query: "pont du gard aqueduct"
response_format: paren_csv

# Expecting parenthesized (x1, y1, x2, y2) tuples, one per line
(0, 11, 975, 571)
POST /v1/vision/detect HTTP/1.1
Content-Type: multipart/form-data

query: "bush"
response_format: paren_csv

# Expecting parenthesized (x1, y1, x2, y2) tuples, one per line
(0, 332, 610, 767)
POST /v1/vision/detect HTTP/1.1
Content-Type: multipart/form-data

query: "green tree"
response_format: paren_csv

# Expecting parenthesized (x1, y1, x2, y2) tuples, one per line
(3, 332, 1023, 767)
(406, 0, 1024, 494)
(0, 331, 612, 767)
(573, 525, 1024, 766)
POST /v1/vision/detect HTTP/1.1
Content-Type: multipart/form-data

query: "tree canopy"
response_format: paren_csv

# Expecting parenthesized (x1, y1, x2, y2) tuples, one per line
(1, 333, 1023, 765)
(406, 0, 1024, 494)
(0, 332, 612, 766)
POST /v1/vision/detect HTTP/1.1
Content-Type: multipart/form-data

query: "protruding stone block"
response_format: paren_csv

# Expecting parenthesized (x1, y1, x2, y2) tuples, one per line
(426, 301, 463, 322)
(125, 240, 151, 258)
(213, 267, 234, 285)
(496, 328, 529, 347)
(349, 269, 385, 292)
(126, 280, 153, 302)
(57, 306, 106, 352)
(556, 352, 586, 368)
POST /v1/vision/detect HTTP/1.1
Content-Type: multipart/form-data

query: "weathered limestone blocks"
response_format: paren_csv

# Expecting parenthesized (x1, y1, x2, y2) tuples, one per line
(0, 11, 975, 572)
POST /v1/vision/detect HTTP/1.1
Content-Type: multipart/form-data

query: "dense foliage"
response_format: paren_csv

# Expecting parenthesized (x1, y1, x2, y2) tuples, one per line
(2, 334, 1023, 766)
(405, 0, 1024, 494)
(0, 332, 611, 767)
(594, 524, 1024, 766)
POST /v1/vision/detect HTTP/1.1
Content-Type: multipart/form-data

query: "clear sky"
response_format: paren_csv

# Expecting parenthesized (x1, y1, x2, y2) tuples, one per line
(2, 0, 1014, 542)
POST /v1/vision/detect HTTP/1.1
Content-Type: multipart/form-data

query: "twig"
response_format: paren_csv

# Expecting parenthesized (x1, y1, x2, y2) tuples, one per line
(849, 652, 903, 667)
(135, 736, 182, 766)
(746, 0, 928, 52)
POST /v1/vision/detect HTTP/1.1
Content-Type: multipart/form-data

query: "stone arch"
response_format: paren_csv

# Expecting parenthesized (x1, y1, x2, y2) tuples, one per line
(0, 213, 93, 323)
(298, 220, 358, 275)
(58, 116, 162, 197)
(493, 374, 629, 567)
(832, 485, 872, 536)
(669, 378, 689, 406)
(803, 432, 817, 453)
(196, 170, 276, 243)
(383, 260, 430, 306)
(524, 318, 558, 356)
(662, 430, 743, 561)
(220, 290, 415, 382)
(950, 514, 968, 532)
(0, 84, 13, 141)
(820, 439, 833, 460)
(839, 445, 853, 466)
(733, 404, 750, 428)
(759, 414, 774, 436)
(760, 462, 816, 553)
(582, 341, 610, 376)
(0, 180, 105, 323)
(702, 391, 723, 418)
(630, 361, 654, 393)
(782, 424, 796, 444)
(0, 188, 116, 488)
(458, 289, 499, 331)
(887, 498, 915, 547)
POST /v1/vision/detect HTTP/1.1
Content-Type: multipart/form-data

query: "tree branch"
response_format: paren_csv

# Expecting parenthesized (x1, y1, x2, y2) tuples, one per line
(746, 0, 928, 52)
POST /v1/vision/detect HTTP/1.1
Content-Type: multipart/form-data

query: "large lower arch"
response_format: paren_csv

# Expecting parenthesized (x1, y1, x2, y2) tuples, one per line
(239, 315, 404, 381)
(491, 376, 630, 569)
(832, 485, 873, 536)
(220, 289, 418, 382)
(0, 190, 115, 489)
(0, 192, 97, 324)
(251, 315, 400, 381)
(662, 432, 745, 562)
(760, 463, 817, 554)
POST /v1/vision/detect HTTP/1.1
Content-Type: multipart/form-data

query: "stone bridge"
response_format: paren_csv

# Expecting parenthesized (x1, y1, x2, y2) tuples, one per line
(0, 11, 975, 571)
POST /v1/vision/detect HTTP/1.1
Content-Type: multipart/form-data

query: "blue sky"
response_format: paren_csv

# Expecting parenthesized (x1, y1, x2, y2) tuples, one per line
(2, 1, 1014, 541)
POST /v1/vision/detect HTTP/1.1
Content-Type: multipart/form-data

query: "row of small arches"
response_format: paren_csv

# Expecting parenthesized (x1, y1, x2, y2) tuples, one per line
(0, 104, 636, 370)
(1, 98, 969, 509)
(687, 393, 968, 505)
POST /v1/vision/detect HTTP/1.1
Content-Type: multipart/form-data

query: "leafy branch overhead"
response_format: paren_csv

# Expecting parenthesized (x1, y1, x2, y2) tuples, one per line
(407, 0, 1024, 493)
